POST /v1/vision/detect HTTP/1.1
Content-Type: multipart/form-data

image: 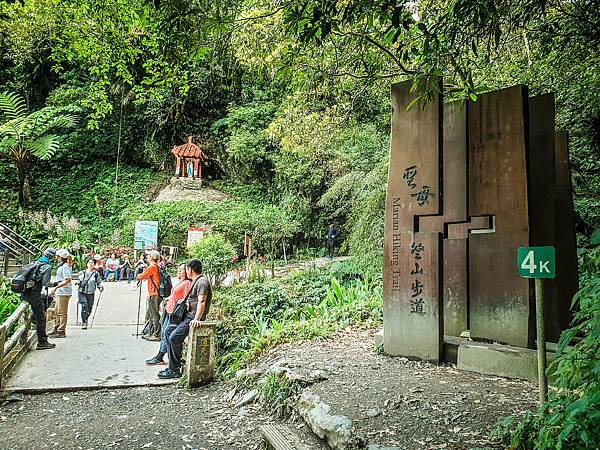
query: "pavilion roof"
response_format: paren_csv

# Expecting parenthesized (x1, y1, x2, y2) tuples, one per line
(171, 136, 204, 158)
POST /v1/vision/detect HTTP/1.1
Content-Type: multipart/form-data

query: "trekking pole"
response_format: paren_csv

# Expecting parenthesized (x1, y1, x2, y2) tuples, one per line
(89, 291, 103, 329)
(133, 282, 142, 338)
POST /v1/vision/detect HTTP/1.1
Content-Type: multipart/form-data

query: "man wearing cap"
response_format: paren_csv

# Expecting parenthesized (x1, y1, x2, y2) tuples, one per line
(22, 249, 56, 350)
(136, 250, 162, 341)
(48, 249, 73, 338)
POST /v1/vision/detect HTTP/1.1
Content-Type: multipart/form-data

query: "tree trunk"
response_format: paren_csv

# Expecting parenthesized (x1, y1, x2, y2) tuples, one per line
(17, 169, 26, 206)
(13, 147, 31, 206)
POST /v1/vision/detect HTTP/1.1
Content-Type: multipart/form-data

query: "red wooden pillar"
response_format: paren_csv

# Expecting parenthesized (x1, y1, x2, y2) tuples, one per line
(175, 156, 181, 177)
(193, 158, 199, 179)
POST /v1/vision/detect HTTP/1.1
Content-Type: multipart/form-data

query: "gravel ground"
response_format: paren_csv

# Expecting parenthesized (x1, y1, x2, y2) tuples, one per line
(250, 329, 539, 450)
(0, 384, 269, 450)
(1, 329, 538, 450)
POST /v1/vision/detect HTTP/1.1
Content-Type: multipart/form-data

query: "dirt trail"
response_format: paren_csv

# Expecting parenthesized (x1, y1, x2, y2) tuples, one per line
(0, 329, 537, 450)
(249, 329, 538, 449)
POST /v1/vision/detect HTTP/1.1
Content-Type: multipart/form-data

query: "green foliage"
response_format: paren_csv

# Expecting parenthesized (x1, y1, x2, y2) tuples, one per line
(1, 0, 598, 265)
(11, 160, 167, 245)
(493, 249, 600, 449)
(0, 90, 78, 204)
(0, 278, 22, 338)
(258, 373, 302, 418)
(213, 99, 278, 183)
(188, 233, 236, 282)
(121, 199, 299, 258)
(212, 260, 382, 377)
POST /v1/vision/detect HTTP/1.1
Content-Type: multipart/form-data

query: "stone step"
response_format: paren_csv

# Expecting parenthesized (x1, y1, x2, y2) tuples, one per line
(261, 424, 314, 450)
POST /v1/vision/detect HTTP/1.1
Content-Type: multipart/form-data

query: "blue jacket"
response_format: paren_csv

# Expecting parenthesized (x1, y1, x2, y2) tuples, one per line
(327, 228, 340, 242)
(37, 256, 53, 288)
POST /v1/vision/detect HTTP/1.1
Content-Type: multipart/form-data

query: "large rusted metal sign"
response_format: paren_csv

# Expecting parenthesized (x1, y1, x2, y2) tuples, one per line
(383, 81, 577, 361)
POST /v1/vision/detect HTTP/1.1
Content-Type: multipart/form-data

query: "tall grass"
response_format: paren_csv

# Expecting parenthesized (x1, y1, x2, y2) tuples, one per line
(211, 264, 382, 378)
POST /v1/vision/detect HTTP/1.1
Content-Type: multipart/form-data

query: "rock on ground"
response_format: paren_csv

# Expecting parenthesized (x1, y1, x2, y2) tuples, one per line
(249, 329, 539, 450)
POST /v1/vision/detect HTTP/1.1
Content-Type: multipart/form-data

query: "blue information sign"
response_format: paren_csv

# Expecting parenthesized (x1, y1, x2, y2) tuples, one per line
(134, 221, 159, 250)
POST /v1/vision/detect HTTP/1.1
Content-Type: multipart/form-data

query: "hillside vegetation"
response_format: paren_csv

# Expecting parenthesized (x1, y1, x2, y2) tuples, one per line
(0, 0, 598, 270)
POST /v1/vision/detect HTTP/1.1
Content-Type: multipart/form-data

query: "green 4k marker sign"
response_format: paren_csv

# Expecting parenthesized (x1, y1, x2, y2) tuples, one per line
(517, 246, 556, 279)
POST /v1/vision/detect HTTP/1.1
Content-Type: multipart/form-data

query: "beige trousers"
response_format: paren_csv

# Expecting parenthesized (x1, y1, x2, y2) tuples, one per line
(56, 295, 70, 333)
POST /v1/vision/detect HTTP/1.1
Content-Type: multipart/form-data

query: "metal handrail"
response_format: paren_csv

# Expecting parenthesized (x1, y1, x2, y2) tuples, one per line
(0, 228, 36, 258)
(0, 239, 20, 257)
(0, 223, 41, 256)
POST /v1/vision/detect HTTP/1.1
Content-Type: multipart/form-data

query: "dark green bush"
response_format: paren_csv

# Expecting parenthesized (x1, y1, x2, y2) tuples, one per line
(492, 249, 600, 449)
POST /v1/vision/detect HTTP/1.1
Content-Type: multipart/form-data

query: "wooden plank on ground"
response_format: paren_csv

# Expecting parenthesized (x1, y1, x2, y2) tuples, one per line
(260, 424, 313, 450)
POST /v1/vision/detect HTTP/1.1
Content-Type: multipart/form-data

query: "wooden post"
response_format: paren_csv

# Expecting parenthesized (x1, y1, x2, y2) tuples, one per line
(175, 156, 181, 177)
(535, 278, 548, 407)
(20, 306, 30, 347)
(0, 326, 6, 389)
(3, 251, 8, 278)
(184, 321, 217, 388)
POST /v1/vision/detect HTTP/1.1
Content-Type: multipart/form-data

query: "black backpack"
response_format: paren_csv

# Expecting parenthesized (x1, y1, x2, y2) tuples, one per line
(151, 266, 173, 298)
(11, 261, 41, 293)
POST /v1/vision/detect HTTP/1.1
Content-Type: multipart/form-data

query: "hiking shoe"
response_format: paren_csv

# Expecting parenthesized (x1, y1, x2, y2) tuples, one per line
(158, 368, 181, 379)
(82, 323, 88, 330)
(48, 330, 66, 338)
(145, 335, 161, 342)
(146, 357, 166, 366)
(36, 341, 56, 350)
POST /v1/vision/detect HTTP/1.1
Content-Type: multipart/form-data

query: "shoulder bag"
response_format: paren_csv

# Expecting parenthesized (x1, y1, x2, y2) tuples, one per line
(170, 278, 198, 325)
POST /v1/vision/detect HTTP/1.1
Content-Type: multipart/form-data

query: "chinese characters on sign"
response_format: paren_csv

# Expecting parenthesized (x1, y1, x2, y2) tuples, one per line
(403, 166, 435, 206)
(400, 165, 431, 314)
(410, 241, 426, 314)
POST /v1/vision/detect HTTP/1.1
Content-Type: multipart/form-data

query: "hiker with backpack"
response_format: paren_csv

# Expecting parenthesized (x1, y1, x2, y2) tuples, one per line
(48, 249, 73, 338)
(136, 250, 172, 341)
(77, 258, 104, 329)
(12, 248, 56, 350)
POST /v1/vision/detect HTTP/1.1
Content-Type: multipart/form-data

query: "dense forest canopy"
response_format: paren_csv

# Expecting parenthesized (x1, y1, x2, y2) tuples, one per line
(0, 0, 598, 265)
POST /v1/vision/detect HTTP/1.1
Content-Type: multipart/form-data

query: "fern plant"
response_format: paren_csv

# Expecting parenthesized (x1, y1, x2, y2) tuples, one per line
(0, 91, 77, 205)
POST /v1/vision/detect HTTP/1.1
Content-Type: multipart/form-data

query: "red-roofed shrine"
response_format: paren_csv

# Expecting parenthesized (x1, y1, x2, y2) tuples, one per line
(171, 136, 208, 179)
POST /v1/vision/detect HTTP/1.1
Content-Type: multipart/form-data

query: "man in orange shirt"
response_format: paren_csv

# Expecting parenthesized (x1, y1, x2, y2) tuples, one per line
(136, 250, 162, 341)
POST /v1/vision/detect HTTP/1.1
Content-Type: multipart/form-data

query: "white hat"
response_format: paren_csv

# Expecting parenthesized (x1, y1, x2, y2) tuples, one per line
(146, 250, 160, 260)
(56, 249, 71, 259)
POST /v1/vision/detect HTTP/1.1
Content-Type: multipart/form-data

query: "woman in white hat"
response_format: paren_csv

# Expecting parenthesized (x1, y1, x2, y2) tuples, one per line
(49, 249, 73, 338)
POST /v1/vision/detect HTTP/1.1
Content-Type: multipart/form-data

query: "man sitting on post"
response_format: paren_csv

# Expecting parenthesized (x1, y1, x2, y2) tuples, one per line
(158, 259, 212, 379)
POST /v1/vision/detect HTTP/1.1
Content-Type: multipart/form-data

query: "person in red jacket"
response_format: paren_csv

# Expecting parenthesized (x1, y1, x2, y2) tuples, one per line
(136, 250, 162, 341)
(145, 264, 191, 365)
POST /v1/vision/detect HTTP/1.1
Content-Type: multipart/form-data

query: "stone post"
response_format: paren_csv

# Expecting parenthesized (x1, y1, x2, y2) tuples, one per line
(184, 321, 217, 388)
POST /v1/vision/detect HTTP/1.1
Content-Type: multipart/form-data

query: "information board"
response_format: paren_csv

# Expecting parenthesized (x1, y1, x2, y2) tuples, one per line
(134, 221, 159, 250)
(187, 226, 205, 248)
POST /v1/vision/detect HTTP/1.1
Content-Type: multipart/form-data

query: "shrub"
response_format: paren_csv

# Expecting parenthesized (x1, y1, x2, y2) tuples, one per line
(258, 373, 302, 418)
(0, 278, 22, 337)
(210, 259, 382, 378)
(188, 233, 236, 284)
(492, 249, 600, 449)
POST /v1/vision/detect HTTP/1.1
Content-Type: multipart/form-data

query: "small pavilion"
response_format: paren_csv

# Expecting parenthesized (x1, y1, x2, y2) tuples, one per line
(171, 136, 208, 179)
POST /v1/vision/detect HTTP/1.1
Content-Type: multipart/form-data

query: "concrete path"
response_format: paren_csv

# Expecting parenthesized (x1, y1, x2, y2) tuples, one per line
(6, 280, 176, 392)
